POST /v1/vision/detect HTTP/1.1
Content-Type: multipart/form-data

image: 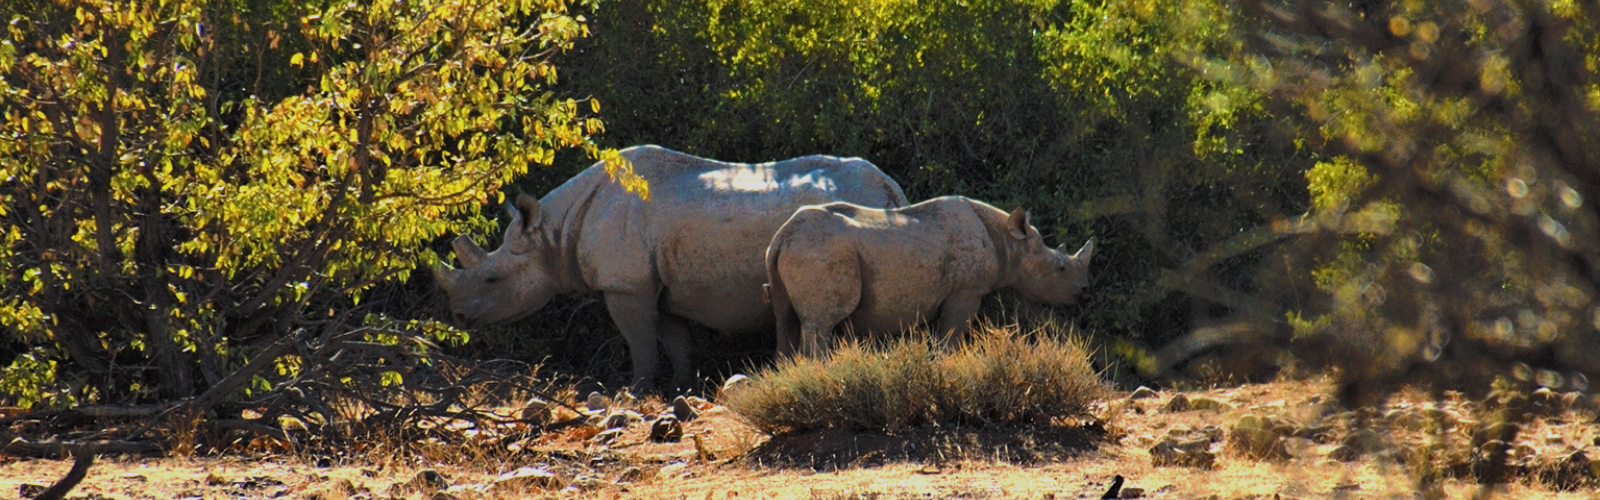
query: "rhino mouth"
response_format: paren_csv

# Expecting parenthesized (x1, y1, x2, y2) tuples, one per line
(451, 300, 545, 329)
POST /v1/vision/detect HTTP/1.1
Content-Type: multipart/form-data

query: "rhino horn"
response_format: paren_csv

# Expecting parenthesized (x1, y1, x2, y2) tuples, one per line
(1006, 208, 1031, 240)
(1073, 238, 1095, 261)
(452, 235, 488, 268)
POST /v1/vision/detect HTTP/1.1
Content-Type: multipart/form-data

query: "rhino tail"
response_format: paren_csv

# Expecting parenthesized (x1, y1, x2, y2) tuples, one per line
(765, 240, 800, 357)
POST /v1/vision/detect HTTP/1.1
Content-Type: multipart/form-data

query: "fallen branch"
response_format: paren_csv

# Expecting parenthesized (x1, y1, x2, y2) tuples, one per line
(1, 439, 163, 458)
(32, 448, 94, 500)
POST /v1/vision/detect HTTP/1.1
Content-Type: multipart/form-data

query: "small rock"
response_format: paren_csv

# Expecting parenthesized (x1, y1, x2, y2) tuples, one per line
(1186, 396, 1233, 411)
(602, 410, 643, 429)
(1150, 438, 1216, 469)
(387, 469, 448, 496)
(586, 391, 611, 412)
(19, 484, 46, 498)
(571, 474, 609, 491)
(518, 399, 551, 422)
(656, 462, 689, 480)
(593, 428, 625, 444)
(649, 415, 684, 442)
(1162, 394, 1190, 412)
(616, 467, 646, 483)
(1227, 416, 1289, 462)
(1119, 486, 1145, 499)
(490, 467, 561, 493)
(673, 395, 700, 422)
(1130, 386, 1160, 400)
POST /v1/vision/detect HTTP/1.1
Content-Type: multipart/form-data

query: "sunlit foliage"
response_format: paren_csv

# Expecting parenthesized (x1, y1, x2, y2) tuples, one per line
(1188, 0, 1600, 401)
(551, 0, 1313, 360)
(0, 0, 634, 407)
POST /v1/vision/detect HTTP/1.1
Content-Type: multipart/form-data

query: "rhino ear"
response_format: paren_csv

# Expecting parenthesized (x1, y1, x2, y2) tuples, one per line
(1072, 238, 1095, 262)
(503, 193, 544, 254)
(452, 235, 488, 268)
(511, 193, 543, 233)
(1006, 208, 1031, 240)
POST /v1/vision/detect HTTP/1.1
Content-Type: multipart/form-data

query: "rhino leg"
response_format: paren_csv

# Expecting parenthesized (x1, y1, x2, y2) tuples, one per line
(770, 282, 801, 358)
(792, 276, 861, 358)
(604, 292, 663, 392)
(934, 293, 983, 350)
(801, 321, 840, 358)
(656, 313, 695, 393)
(786, 264, 861, 357)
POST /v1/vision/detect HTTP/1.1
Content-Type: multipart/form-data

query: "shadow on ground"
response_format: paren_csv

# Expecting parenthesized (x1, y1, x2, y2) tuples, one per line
(744, 423, 1108, 470)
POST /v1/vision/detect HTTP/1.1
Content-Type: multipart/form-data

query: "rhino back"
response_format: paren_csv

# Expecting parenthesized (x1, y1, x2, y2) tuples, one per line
(562, 146, 906, 335)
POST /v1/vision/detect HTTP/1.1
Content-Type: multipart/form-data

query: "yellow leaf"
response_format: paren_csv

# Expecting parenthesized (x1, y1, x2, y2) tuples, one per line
(291, 52, 304, 68)
(590, 100, 600, 113)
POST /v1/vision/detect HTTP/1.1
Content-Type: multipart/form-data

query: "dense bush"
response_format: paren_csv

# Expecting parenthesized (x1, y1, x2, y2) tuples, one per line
(1195, 0, 1600, 402)
(722, 321, 1108, 434)
(0, 0, 630, 407)
(543, 0, 1314, 356)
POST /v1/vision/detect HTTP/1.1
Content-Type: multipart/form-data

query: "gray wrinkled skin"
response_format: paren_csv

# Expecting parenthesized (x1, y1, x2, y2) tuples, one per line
(436, 145, 908, 391)
(764, 196, 1093, 357)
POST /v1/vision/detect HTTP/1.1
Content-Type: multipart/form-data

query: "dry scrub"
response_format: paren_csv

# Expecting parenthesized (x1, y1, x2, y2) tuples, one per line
(722, 322, 1110, 435)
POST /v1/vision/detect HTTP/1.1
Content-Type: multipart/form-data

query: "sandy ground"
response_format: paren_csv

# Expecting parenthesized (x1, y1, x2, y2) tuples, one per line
(3, 378, 1595, 499)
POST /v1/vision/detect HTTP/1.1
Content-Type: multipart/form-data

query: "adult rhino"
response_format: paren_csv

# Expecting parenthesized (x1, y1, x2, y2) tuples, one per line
(436, 145, 908, 391)
(763, 195, 1093, 357)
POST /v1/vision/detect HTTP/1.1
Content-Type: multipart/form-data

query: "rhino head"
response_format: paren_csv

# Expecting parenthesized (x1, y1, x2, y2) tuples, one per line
(434, 193, 566, 327)
(1004, 208, 1094, 305)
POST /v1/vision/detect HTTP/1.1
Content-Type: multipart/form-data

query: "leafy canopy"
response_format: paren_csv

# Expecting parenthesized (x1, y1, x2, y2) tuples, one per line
(0, 0, 638, 407)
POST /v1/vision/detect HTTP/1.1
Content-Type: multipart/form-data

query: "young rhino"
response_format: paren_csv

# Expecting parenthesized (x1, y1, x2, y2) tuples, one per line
(763, 196, 1093, 356)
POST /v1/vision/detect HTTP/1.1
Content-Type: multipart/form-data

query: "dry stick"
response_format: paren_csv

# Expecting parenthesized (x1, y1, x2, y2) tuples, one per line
(32, 448, 94, 500)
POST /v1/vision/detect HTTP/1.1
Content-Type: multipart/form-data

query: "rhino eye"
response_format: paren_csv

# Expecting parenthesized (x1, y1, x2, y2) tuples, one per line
(485, 276, 500, 284)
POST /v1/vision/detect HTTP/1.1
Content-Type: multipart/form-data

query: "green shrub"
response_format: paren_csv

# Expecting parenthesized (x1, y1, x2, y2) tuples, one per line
(0, 0, 630, 406)
(549, 0, 1315, 352)
(723, 322, 1109, 435)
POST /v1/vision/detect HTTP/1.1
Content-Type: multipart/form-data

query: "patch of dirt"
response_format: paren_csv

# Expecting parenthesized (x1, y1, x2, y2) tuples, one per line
(4, 377, 1599, 499)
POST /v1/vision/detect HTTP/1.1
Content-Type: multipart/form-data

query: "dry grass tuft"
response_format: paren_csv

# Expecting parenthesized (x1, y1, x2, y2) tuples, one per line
(723, 319, 1109, 435)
